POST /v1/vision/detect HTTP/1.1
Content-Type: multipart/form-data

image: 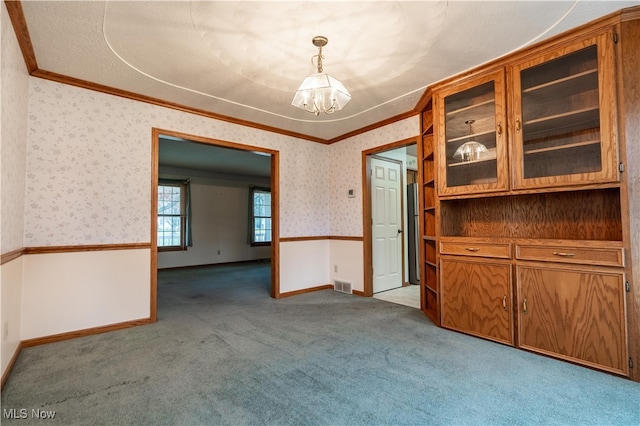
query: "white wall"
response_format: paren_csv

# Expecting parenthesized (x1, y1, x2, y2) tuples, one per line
(24, 80, 331, 247)
(1, 257, 23, 374)
(280, 240, 330, 294)
(329, 240, 364, 292)
(21, 249, 151, 339)
(1, 2, 30, 376)
(2, 3, 419, 352)
(19, 74, 330, 340)
(327, 117, 421, 292)
(158, 176, 271, 269)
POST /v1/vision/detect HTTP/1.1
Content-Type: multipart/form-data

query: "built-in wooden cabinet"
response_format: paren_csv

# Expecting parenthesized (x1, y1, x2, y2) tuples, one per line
(420, 10, 640, 381)
(435, 30, 618, 197)
(435, 70, 508, 196)
(419, 97, 439, 324)
(440, 242, 513, 346)
(509, 31, 619, 190)
(437, 189, 627, 374)
(517, 261, 627, 375)
(430, 23, 629, 377)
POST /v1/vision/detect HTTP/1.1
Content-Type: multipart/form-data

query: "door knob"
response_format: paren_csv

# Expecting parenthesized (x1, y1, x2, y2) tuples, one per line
(397, 229, 403, 234)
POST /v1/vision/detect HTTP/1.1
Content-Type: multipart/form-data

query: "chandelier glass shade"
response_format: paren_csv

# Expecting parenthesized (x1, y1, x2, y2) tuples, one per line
(292, 36, 351, 116)
(453, 141, 489, 162)
(453, 120, 489, 162)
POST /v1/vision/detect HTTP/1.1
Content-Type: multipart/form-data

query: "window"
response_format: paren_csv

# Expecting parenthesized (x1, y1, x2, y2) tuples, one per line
(158, 180, 191, 250)
(250, 187, 271, 245)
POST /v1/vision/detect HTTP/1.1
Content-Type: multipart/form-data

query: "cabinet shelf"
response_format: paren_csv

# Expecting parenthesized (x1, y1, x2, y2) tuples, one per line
(446, 98, 495, 116)
(422, 109, 434, 134)
(424, 286, 438, 295)
(448, 155, 497, 167)
(523, 68, 597, 95)
(447, 128, 495, 144)
(523, 106, 599, 136)
(524, 139, 600, 155)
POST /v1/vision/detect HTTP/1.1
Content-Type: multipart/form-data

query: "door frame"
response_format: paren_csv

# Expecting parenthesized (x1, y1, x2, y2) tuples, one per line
(362, 136, 419, 297)
(150, 128, 280, 321)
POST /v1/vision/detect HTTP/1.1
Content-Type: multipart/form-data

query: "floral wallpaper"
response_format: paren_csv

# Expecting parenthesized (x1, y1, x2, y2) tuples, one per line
(24, 79, 331, 246)
(1, 5, 29, 253)
(328, 116, 420, 237)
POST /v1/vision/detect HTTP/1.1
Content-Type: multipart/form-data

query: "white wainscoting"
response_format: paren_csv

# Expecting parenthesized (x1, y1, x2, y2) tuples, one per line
(1, 256, 24, 377)
(279, 240, 330, 294)
(329, 240, 364, 293)
(21, 249, 151, 340)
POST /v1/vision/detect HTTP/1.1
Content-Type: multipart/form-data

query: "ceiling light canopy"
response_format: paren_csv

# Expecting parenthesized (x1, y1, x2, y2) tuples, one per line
(291, 36, 351, 116)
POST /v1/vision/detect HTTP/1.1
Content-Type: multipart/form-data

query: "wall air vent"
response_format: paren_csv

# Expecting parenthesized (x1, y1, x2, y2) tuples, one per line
(334, 280, 353, 294)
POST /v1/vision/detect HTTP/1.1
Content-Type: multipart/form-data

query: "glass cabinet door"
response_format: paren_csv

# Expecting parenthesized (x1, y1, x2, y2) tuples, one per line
(436, 69, 508, 196)
(510, 31, 618, 189)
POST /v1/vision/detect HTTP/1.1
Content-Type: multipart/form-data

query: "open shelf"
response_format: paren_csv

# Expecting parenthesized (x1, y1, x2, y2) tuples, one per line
(422, 109, 434, 134)
(420, 93, 439, 325)
(439, 189, 622, 241)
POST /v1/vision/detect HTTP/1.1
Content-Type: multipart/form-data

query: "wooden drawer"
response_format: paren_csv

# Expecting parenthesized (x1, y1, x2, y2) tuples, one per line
(440, 240, 511, 259)
(516, 243, 624, 267)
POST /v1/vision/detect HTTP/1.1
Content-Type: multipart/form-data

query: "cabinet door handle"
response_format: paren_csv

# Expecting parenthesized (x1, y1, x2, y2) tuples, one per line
(552, 251, 576, 257)
(465, 247, 480, 252)
(497, 123, 503, 136)
(516, 119, 521, 132)
(523, 298, 528, 314)
(502, 296, 507, 311)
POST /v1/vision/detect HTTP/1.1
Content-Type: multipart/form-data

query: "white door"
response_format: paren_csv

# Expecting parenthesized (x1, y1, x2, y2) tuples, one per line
(371, 156, 403, 293)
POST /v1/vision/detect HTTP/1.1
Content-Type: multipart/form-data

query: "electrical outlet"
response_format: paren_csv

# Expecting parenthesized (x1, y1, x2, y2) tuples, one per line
(334, 265, 338, 273)
(3, 321, 8, 341)
(217, 250, 221, 255)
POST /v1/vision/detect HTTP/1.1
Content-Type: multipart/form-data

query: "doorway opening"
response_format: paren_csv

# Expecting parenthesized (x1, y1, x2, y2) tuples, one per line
(150, 128, 280, 321)
(363, 137, 420, 309)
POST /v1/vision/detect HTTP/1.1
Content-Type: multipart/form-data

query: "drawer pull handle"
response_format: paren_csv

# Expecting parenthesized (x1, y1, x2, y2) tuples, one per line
(502, 296, 507, 311)
(523, 298, 528, 314)
(553, 251, 576, 257)
(465, 247, 480, 252)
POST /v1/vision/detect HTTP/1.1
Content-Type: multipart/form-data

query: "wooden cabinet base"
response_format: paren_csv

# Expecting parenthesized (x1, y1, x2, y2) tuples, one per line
(441, 257, 513, 346)
(517, 263, 628, 376)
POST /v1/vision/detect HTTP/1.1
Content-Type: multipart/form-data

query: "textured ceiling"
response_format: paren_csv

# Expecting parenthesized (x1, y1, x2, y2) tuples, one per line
(19, 0, 639, 143)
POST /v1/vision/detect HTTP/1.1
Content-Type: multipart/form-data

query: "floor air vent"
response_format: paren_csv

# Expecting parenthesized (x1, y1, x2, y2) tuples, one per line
(334, 280, 352, 294)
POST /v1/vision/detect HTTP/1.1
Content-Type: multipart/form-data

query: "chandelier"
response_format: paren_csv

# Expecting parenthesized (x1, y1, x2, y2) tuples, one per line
(291, 36, 351, 116)
(453, 120, 489, 162)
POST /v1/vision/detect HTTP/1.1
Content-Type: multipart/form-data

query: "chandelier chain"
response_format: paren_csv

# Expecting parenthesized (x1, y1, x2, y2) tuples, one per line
(312, 45, 324, 73)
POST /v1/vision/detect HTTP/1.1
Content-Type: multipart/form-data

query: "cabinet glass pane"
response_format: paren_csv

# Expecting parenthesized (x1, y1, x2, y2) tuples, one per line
(444, 81, 498, 187)
(520, 45, 602, 179)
